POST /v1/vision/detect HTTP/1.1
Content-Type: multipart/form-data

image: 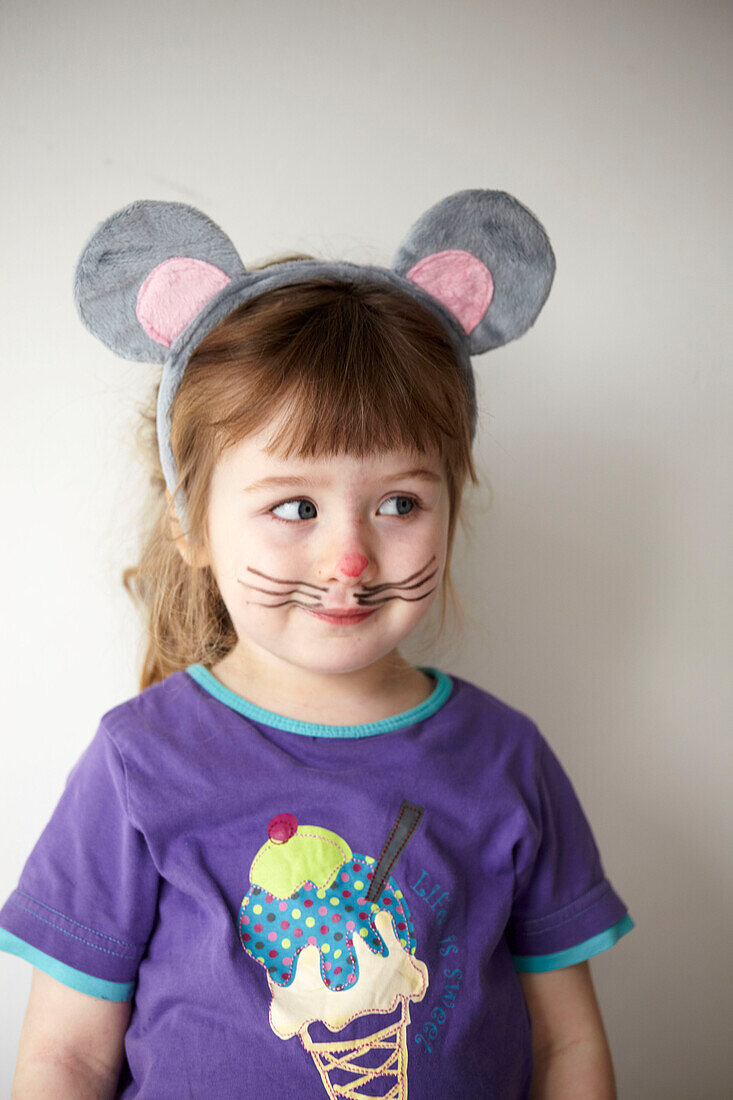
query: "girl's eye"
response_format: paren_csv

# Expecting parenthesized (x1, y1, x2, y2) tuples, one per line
(269, 495, 420, 524)
(270, 499, 318, 523)
(378, 495, 420, 517)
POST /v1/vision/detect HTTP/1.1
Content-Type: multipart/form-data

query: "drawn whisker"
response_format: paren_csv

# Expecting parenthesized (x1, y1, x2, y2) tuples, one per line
(238, 580, 322, 600)
(356, 586, 437, 607)
(239, 555, 438, 610)
(356, 567, 438, 598)
(359, 555, 436, 595)
(246, 565, 327, 591)
(242, 598, 326, 609)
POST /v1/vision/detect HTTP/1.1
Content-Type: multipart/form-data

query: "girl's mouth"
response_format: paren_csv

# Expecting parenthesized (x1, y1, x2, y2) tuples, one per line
(303, 608, 376, 625)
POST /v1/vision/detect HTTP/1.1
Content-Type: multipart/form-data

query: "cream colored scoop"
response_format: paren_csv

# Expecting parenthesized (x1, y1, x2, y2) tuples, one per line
(268, 909, 428, 1040)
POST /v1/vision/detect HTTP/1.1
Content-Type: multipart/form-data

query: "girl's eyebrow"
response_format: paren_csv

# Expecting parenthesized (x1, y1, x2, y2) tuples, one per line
(243, 468, 442, 493)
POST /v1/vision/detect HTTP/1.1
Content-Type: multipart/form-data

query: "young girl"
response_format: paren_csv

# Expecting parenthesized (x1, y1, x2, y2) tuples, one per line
(1, 190, 632, 1098)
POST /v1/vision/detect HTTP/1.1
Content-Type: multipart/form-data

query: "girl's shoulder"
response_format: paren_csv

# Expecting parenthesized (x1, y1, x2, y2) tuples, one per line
(449, 669, 539, 724)
(441, 669, 545, 750)
(96, 669, 201, 751)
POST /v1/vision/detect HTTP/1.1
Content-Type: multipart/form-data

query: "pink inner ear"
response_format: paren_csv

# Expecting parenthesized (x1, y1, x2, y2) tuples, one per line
(406, 249, 493, 334)
(136, 257, 232, 348)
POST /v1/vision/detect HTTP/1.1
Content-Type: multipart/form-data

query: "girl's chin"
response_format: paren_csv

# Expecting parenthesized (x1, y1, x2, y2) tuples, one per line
(278, 641, 403, 678)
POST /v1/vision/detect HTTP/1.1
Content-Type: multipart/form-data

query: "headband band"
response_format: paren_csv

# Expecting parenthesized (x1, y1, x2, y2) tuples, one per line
(73, 189, 555, 527)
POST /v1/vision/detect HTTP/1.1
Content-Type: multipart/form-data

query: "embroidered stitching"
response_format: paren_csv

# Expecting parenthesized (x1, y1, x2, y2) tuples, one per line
(513, 919, 629, 963)
(296, 996, 419, 1096)
(513, 880, 612, 934)
(306, 1035, 399, 1089)
(243, 816, 429, 1096)
(250, 830, 348, 893)
(367, 801, 423, 903)
(267, 958, 428, 1041)
(7, 899, 138, 960)
(513, 888, 616, 938)
(15, 890, 144, 948)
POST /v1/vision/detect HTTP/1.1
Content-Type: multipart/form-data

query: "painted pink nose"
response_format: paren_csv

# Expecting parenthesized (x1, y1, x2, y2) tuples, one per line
(337, 551, 369, 577)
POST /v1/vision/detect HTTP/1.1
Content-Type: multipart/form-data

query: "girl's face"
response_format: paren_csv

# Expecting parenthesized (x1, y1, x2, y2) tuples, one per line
(196, 413, 450, 680)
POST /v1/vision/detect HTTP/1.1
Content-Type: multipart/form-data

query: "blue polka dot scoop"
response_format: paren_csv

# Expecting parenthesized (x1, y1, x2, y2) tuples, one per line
(239, 853, 417, 991)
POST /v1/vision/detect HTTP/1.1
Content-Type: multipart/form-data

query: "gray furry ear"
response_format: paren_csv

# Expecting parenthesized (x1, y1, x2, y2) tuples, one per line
(392, 189, 555, 355)
(73, 200, 248, 363)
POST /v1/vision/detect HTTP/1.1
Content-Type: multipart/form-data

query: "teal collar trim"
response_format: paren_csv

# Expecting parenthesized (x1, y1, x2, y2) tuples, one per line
(185, 663, 453, 738)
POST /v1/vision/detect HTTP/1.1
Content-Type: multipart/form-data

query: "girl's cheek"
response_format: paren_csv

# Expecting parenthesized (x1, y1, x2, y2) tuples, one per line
(256, 521, 305, 550)
(235, 526, 307, 575)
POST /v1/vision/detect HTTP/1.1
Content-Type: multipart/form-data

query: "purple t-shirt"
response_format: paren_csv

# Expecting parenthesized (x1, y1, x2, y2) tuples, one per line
(0, 665, 632, 1098)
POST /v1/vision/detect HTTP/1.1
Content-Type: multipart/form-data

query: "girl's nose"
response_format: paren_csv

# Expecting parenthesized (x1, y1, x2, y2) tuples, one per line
(336, 551, 369, 578)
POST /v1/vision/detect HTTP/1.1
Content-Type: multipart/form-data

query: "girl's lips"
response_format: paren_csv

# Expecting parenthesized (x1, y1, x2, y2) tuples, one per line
(303, 608, 376, 625)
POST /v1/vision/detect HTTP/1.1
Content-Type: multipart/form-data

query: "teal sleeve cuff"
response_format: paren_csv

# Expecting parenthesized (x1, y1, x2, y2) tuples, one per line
(0, 928, 135, 1002)
(512, 912, 634, 973)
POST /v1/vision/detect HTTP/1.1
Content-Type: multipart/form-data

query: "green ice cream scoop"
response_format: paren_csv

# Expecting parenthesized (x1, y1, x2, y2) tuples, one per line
(250, 813, 352, 896)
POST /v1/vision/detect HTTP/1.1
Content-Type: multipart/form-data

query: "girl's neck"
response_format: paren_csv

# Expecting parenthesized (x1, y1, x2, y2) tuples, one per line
(207, 647, 434, 727)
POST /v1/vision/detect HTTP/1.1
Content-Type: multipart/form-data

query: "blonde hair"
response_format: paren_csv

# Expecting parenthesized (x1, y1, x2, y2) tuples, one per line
(123, 258, 479, 690)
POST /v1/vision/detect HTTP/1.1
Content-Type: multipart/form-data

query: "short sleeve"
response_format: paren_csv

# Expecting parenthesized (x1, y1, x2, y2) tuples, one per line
(506, 729, 634, 972)
(0, 721, 159, 1001)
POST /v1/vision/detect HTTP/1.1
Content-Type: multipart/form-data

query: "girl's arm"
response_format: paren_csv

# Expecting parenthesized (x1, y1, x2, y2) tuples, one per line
(518, 961, 617, 1100)
(11, 967, 131, 1099)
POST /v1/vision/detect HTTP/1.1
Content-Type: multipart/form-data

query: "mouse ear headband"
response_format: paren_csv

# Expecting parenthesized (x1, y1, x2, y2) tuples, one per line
(73, 189, 555, 527)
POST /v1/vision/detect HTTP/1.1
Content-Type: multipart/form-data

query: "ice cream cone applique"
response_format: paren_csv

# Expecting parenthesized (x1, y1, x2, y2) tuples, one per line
(239, 804, 428, 1099)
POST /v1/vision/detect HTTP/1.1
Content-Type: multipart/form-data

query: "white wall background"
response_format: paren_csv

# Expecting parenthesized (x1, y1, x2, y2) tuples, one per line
(1, 0, 730, 1094)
